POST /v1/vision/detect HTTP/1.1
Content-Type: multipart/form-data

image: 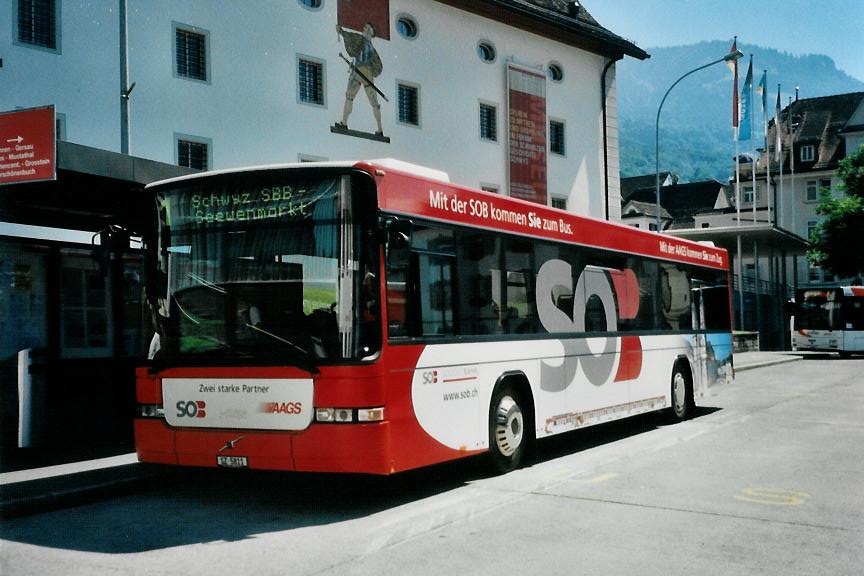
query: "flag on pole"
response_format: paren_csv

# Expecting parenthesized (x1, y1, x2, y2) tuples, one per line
(738, 56, 753, 141)
(775, 84, 782, 162)
(757, 70, 768, 149)
(728, 37, 740, 128)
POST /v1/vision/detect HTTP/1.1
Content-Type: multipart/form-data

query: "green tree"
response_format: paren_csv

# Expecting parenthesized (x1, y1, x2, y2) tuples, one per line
(807, 144, 864, 281)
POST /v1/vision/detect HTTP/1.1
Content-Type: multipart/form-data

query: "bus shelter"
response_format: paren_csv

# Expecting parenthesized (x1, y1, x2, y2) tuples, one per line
(0, 142, 193, 470)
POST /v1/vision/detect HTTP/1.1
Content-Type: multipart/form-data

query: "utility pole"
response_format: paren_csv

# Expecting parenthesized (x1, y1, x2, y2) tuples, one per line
(119, 0, 132, 154)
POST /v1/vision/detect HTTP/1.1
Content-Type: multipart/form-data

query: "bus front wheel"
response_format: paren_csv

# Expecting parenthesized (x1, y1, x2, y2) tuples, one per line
(488, 385, 528, 473)
(671, 361, 694, 421)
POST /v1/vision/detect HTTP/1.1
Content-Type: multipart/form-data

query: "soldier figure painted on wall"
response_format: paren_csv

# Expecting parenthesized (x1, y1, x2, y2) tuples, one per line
(335, 23, 385, 136)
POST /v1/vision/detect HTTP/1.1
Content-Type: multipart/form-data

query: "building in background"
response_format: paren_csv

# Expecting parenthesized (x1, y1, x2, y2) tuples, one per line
(753, 92, 864, 287)
(3, 0, 646, 219)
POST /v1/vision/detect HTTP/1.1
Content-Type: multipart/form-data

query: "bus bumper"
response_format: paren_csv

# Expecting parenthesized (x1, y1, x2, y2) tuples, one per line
(134, 418, 395, 475)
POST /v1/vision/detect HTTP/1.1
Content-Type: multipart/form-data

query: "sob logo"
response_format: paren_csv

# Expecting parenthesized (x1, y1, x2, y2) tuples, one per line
(176, 400, 207, 419)
(536, 261, 643, 390)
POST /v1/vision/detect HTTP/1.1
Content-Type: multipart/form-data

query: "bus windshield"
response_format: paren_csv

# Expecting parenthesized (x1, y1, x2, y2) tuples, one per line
(149, 170, 380, 365)
(795, 289, 841, 331)
(795, 288, 864, 332)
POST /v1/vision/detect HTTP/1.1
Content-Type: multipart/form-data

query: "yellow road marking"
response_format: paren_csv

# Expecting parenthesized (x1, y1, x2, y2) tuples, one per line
(578, 472, 619, 484)
(735, 487, 810, 506)
(543, 470, 619, 484)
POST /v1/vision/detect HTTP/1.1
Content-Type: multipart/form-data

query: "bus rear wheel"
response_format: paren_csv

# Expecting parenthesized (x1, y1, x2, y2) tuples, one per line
(489, 385, 527, 473)
(671, 361, 694, 421)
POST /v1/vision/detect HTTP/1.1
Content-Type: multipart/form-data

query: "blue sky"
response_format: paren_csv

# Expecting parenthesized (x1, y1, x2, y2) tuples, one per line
(586, 0, 864, 82)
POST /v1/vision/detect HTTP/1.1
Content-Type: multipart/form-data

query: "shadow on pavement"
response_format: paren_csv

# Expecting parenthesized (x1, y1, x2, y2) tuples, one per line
(0, 406, 721, 554)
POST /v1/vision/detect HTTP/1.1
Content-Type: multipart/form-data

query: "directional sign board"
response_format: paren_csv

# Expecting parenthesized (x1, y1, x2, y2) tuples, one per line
(0, 106, 56, 185)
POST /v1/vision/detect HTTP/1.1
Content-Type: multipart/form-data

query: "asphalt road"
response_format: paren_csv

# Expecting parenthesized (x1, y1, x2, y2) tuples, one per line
(1, 355, 862, 575)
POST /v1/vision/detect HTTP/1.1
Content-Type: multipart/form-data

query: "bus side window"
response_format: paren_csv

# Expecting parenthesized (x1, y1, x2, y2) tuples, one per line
(385, 225, 411, 338)
(417, 253, 456, 336)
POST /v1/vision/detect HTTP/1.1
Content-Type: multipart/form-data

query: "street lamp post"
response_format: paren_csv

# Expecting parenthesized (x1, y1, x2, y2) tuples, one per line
(655, 49, 744, 231)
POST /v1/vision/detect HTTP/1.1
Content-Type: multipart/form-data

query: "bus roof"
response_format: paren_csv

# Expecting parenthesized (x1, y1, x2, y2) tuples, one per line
(144, 158, 449, 189)
(146, 159, 728, 271)
(799, 287, 864, 298)
(357, 160, 729, 271)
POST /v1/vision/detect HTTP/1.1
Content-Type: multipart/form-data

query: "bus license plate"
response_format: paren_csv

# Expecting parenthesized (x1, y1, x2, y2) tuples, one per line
(217, 456, 248, 468)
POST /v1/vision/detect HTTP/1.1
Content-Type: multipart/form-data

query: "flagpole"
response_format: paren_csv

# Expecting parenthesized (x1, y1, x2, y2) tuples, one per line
(789, 96, 796, 236)
(736, 126, 744, 330)
(778, 85, 784, 229)
(729, 38, 744, 331)
(762, 71, 772, 226)
(751, 64, 757, 225)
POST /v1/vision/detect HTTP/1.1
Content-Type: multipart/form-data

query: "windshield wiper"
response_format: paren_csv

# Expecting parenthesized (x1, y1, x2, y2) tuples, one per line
(247, 324, 320, 374)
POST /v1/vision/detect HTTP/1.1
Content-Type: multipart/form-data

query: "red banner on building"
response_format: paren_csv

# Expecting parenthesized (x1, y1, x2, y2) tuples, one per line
(0, 106, 56, 186)
(337, 0, 390, 40)
(508, 64, 547, 206)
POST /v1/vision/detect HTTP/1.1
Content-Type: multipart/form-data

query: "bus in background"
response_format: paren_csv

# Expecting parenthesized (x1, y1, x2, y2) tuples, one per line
(793, 287, 864, 356)
(135, 160, 733, 475)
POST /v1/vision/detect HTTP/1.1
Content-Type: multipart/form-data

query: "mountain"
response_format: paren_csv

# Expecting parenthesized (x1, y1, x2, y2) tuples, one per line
(615, 40, 864, 182)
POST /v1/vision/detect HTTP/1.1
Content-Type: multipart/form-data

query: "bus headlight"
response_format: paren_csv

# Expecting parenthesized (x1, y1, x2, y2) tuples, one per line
(315, 407, 384, 423)
(139, 405, 164, 418)
(358, 407, 385, 422)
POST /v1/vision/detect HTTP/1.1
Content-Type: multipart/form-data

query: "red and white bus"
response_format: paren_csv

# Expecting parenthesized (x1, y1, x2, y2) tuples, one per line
(793, 287, 864, 356)
(135, 160, 733, 474)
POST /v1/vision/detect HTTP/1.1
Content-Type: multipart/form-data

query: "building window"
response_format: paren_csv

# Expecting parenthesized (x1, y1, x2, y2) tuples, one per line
(477, 41, 496, 63)
(297, 56, 325, 106)
(701, 222, 710, 228)
(800, 144, 815, 163)
(550, 120, 566, 156)
(807, 220, 818, 240)
(547, 62, 564, 82)
(479, 103, 497, 142)
(397, 82, 420, 126)
(396, 15, 418, 39)
(60, 255, 112, 357)
(481, 184, 499, 194)
(805, 180, 819, 202)
(820, 178, 832, 195)
(297, 0, 322, 9)
(743, 186, 756, 203)
(551, 197, 567, 210)
(176, 136, 210, 170)
(649, 223, 658, 232)
(808, 263, 822, 283)
(174, 24, 209, 82)
(17, 0, 58, 51)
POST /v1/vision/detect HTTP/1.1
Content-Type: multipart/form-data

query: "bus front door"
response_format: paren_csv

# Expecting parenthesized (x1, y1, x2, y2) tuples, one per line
(690, 283, 709, 396)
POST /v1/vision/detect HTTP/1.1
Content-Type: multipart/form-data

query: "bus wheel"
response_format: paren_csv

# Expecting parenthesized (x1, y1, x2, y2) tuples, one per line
(671, 361, 694, 421)
(489, 385, 527, 473)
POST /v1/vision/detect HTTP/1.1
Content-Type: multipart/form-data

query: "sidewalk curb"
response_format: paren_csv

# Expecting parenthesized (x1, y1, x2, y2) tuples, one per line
(0, 463, 162, 518)
(736, 355, 803, 372)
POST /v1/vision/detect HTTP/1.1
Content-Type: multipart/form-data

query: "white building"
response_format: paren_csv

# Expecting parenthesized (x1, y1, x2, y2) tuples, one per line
(3, 0, 646, 220)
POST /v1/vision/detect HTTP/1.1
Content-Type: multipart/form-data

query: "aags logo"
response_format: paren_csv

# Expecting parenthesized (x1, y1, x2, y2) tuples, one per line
(176, 400, 207, 419)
